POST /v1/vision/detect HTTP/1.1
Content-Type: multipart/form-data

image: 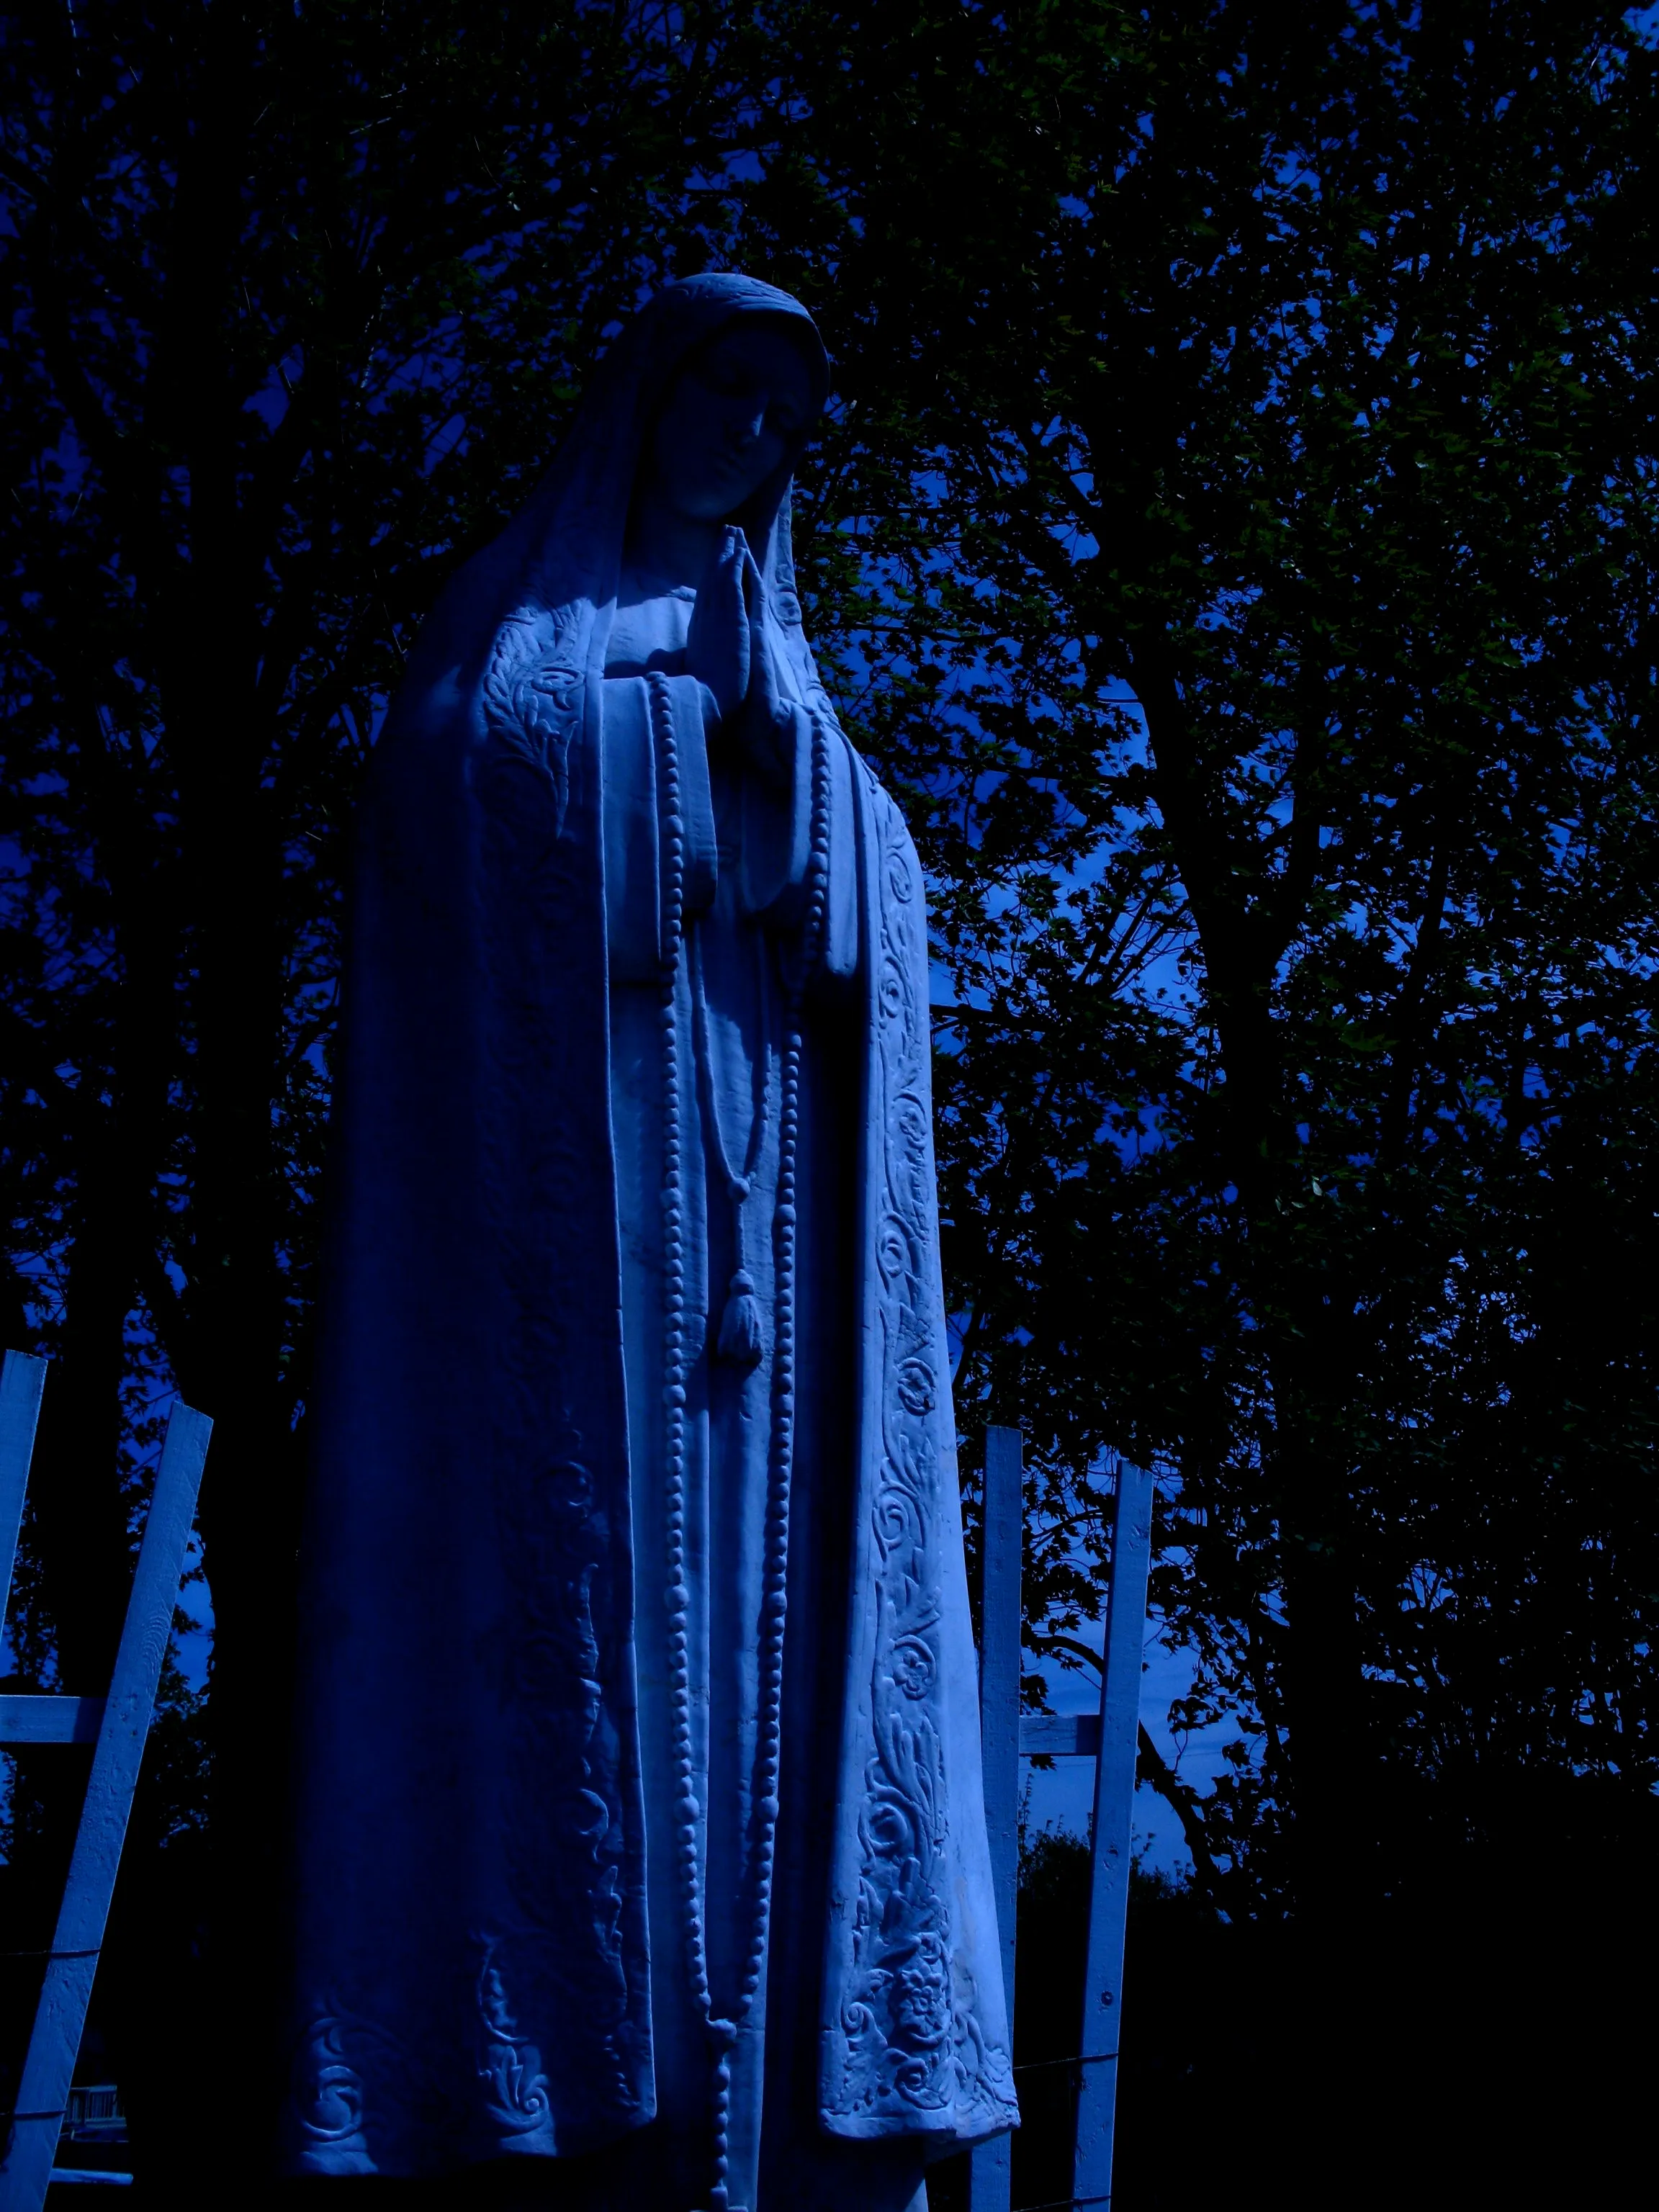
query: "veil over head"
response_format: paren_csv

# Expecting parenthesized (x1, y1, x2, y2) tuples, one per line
(396, 270, 833, 765)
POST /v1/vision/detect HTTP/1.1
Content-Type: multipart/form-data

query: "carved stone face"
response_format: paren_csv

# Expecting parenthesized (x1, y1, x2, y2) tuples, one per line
(646, 322, 814, 523)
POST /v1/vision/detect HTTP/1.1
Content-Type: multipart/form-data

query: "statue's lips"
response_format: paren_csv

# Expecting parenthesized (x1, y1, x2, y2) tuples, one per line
(701, 450, 766, 501)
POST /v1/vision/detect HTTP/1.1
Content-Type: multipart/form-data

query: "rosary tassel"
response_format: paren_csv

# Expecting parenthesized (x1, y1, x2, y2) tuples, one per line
(717, 1269, 765, 1369)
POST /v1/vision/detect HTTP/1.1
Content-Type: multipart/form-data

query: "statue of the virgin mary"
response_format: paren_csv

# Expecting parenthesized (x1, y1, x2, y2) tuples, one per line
(283, 273, 1015, 2211)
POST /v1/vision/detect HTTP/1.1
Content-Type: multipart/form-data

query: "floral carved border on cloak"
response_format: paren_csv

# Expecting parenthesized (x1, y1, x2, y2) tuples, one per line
(822, 775, 1017, 2136)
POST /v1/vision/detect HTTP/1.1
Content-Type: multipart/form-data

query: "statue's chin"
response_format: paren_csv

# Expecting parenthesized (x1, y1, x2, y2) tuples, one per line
(677, 462, 767, 520)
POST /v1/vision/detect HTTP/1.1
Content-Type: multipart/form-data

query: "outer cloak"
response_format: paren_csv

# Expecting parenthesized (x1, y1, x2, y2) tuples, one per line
(284, 274, 1016, 2190)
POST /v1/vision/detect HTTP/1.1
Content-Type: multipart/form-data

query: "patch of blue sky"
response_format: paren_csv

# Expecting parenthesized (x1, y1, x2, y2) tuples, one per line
(243, 346, 307, 433)
(22, 421, 96, 520)
(171, 1528, 213, 1694)
(1022, 1618, 1247, 1884)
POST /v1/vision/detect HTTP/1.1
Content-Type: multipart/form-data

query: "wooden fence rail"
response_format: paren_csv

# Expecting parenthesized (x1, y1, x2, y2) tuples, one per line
(970, 1431, 1154, 2212)
(0, 1351, 210, 2209)
(1, 1369, 1148, 2206)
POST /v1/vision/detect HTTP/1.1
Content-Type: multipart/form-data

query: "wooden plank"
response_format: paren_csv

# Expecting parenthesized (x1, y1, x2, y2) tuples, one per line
(0, 1696, 107, 1748)
(968, 1424, 1022, 2212)
(1071, 1457, 1155, 2212)
(0, 1396, 211, 2211)
(0, 1351, 47, 1644)
(1019, 1711, 1102, 1758)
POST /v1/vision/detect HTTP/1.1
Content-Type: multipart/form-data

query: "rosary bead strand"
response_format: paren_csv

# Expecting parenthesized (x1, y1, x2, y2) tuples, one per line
(652, 673, 714, 2026)
(741, 708, 832, 2012)
(656, 677, 832, 2211)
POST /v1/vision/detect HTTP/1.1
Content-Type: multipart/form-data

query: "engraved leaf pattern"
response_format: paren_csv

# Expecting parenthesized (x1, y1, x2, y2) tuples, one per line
(287, 2003, 446, 2175)
(480, 603, 585, 840)
(475, 1938, 558, 2148)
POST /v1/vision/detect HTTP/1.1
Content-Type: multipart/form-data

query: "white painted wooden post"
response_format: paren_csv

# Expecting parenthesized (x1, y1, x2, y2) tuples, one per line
(969, 1424, 1022, 2212)
(0, 1380, 211, 2211)
(1071, 1457, 1154, 2212)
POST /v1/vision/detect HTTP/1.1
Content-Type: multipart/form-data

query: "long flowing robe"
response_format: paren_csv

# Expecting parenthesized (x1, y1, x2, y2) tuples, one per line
(282, 274, 1016, 2210)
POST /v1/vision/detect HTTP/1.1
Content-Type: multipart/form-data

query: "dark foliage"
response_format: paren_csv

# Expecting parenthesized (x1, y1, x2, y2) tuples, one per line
(4, 0, 1658, 2193)
(750, 0, 1659, 1923)
(932, 1820, 1659, 2211)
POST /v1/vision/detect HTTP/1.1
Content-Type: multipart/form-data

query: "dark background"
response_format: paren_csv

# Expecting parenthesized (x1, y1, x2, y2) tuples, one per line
(4, 2, 1658, 2199)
